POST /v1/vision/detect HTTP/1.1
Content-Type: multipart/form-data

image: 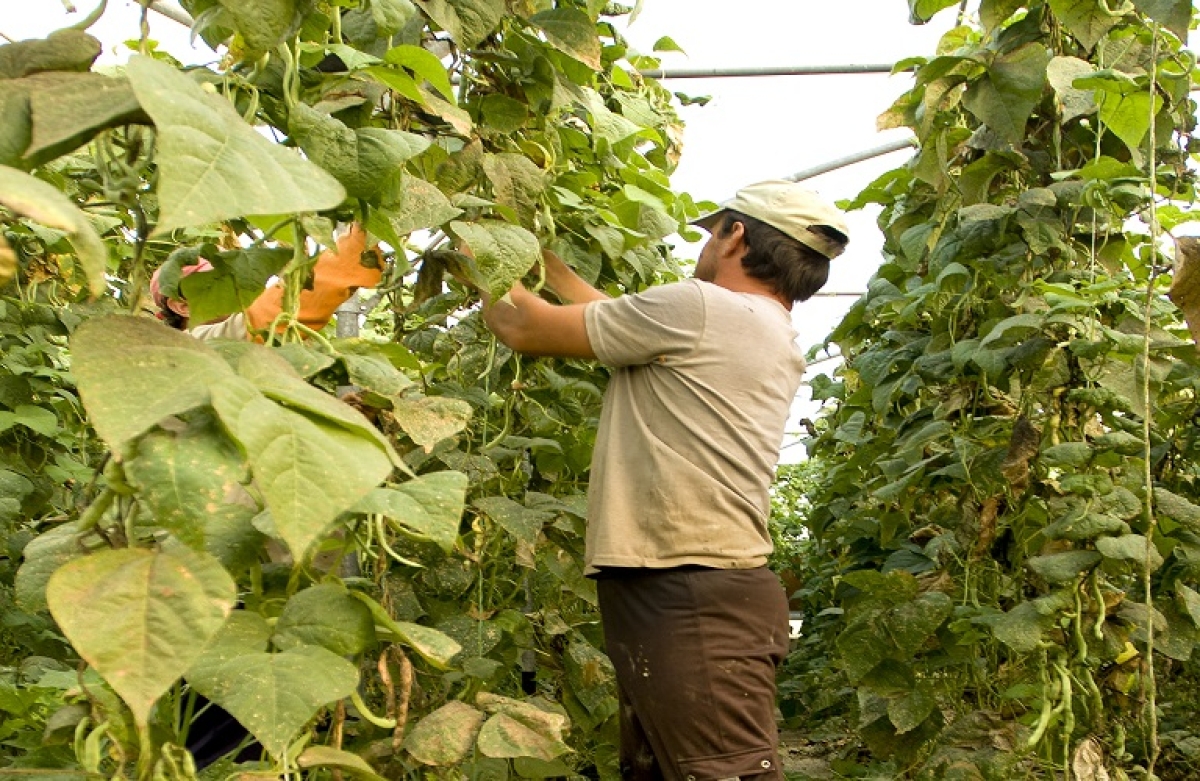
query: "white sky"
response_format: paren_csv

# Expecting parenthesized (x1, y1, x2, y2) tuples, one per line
(7, 0, 959, 459)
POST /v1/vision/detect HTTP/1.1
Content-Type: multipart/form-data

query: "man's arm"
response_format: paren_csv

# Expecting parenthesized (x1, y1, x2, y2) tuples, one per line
(483, 283, 596, 359)
(541, 249, 609, 304)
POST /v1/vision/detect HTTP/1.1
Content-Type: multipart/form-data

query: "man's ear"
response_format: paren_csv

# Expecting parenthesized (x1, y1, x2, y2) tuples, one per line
(721, 220, 747, 258)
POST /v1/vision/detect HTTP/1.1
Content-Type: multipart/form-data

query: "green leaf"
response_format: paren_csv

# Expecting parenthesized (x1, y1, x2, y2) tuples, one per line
(298, 746, 387, 781)
(1028, 550, 1102, 582)
(45, 547, 236, 725)
(1176, 583, 1200, 628)
(582, 88, 642, 144)
(1132, 0, 1191, 38)
(1076, 71, 1164, 151)
(342, 353, 414, 397)
(530, 9, 602, 70)
(962, 43, 1051, 145)
(0, 164, 107, 296)
(1048, 0, 1121, 49)
(980, 0, 1023, 29)
(1155, 487, 1200, 533)
(908, 0, 960, 23)
(124, 413, 253, 549)
(290, 104, 431, 200)
(413, 0, 505, 48)
(187, 610, 273, 680)
(371, 0, 418, 35)
(354, 471, 468, 552)
(0, 29, 100, 79)
(0, 404, 58, 437)
(13, 522, 84, 612)
(450, 220, 541, 300)
(482, 153, 546, 227)
(25, 72, 146, 163)
(479, 94, 530, 134)
(71, 315, 234, 449)
(652, 36, 685, 54)
(126, 55, 345, 233)
(886, 592, 953, 656)
(472, 496, 553, 546)
(216, 0, 313, 60)
(175, 247, 292, 326)
(979, 312, 1045, 347)
(888, 683, 936, 735)
(476, 694, 570, 761)
(273, 583, 376, 656)
(1046, 56, 1097, 122)
(352, 592, 462, 668)
(565, 637, 616, 717)
(188, 645, 358, 758)
(210, 376, 392, 561)
(1096, 534, 1164, 570)
(1041, 442, 1093, 467)
(391, 395, 473, 452)
(380, 173, 463, 236)
(384, 44, 454, 101)
(402, 700, 484, 765)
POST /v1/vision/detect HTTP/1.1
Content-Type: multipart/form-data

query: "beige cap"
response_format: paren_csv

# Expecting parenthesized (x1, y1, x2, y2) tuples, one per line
(692, 180, 850, 260)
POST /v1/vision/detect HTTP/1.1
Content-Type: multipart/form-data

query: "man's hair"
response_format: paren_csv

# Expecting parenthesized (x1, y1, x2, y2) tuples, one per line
(718, 210, 844, 302)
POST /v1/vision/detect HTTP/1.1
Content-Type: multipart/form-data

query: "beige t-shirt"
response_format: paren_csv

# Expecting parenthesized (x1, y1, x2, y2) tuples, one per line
(582, 279, 806, 574)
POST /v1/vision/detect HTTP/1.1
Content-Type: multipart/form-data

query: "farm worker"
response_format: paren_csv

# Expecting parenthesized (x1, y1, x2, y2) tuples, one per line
(149, 223, 383, 339)
(477, 180, 849, 781)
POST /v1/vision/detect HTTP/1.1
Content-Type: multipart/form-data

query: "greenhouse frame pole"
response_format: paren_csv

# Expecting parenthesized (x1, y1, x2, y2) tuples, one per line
(638, 64, 900, 79)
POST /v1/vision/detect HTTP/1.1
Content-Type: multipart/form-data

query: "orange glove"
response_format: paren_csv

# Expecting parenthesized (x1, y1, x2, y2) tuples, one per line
(245, 223, 383, 333)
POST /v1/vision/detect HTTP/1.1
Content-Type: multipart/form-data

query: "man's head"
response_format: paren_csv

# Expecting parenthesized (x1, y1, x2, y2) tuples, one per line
(693, 180, 849, 303)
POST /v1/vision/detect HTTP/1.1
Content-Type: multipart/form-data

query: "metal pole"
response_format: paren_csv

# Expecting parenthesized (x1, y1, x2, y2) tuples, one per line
(785, 136, 917, 183)
(638, 63, 900, 79)
(148, 1, 194, 27)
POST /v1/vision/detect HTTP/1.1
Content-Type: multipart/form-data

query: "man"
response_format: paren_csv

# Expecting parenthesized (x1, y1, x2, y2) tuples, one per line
(479, 180, 849, 781)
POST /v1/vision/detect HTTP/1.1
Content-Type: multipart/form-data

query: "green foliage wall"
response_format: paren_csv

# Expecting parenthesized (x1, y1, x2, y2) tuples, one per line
(796, 1, 1200, 778)
(0, 1, 693, 778)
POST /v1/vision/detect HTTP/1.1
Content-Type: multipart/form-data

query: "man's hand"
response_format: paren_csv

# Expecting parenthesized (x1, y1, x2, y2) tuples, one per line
(481, 281, 596, 359)
(541, 248, 609, 304)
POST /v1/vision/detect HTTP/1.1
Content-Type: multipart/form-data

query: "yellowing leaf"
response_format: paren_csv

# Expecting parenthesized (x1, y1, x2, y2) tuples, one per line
(450, 220, 540, 300)
(46, 547, 236, 725)
(403, 700, 484, 765)
(530, 9, 601, 70)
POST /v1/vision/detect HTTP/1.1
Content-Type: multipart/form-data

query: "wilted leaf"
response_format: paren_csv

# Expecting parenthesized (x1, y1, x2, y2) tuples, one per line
(273, 583, 376, 656)
(353, 471, 468, 552)
(0, 30, 100, 79)
(1170, 237, 1200, 348)
(450, 220, 540, 300)
(530, 9, 601, 70)
(126, 55, 345, 234)
(475, 693, 570, 761)
(402, 700, 484, 765)
(0, 164, 107, 295)
(72, 316, 234, 448)
(391, 395, 473, 451)
(46, 547, 236, 725)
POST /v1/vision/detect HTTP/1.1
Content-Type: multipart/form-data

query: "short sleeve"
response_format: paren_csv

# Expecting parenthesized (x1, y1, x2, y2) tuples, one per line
(583, 281, 706, 368)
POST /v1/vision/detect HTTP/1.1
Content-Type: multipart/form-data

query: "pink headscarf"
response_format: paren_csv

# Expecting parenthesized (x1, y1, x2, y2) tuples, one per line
(149, 258, 214, 316)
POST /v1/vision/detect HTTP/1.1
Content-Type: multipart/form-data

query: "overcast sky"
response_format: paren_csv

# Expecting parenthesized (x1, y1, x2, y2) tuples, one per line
(6, 0, 958, 458)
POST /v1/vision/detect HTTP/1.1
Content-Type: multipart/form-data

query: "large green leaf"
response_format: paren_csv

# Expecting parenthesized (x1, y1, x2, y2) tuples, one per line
(45, 547, 236, 725)
(413, 0, 505, 48)
(210, 376, 392, 561)
(25, 72, 146, 163)
(962, 43, 1052, 145)
(1048, 0, 1121, 50)
(298, 746, 387, 781)
(1096, 534, 1164, 571)
(450, 219, 540, 300)
(188, 645, 358, 758)
(472, 496, 553, 546)
(124, 413, 253, 549)
(174, 246, 292, 326)
(354, 471, 468, 552)
(272, 584, 376, 656)
(402, 700, 484, 765)
(125, 56, 345, 234)
(383, 44, 454, 101)
(0, 164, 107, 295)
(483, 153, 547, 228)
(71, 315, 234, 449)
(529, 9, 601, 70)
(13, 522, 84, 612)
(476, 693, 570, 761)
(1132, 0, 1191, 39)
(908, 0, 960, 24)
(290, 104, 431, 200)
(1047, 56, 1097, 122)
(1028, 550, 1102, 582)
(1155, 487, 1200, 533)
(1076, 71, 1164, 151)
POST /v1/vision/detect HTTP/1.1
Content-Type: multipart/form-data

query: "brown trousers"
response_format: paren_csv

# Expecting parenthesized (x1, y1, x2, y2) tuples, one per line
(596, 566, 790, 781)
